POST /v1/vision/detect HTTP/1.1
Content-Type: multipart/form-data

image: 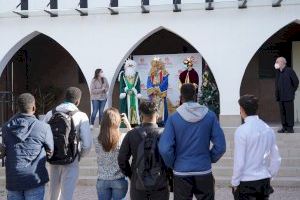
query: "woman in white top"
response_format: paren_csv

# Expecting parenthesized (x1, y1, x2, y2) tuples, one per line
(95, 107, 131, 200)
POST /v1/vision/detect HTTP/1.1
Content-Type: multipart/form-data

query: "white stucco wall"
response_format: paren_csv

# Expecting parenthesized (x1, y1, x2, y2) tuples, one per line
(0, 2, 299, 117)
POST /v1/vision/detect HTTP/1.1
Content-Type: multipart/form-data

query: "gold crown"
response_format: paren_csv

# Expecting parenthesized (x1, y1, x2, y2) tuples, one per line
(183, 56, 194, 66)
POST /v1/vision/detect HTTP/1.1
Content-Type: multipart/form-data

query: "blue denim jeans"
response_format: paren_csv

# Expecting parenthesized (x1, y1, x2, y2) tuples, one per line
(7, 185, 45, 200)
(91, 99, 107, 125)
(96, 178, 128, 200)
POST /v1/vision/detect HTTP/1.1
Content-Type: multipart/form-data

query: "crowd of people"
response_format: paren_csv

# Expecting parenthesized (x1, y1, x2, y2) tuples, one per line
(2, 56, 295, 200)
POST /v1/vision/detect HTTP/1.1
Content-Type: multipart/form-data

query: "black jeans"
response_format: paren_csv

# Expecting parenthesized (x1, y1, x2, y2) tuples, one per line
(279, 101, 294, 131)
(232, 178, 274, 200)
(174, 174, 215, 200)
(130, 187, 169, 200)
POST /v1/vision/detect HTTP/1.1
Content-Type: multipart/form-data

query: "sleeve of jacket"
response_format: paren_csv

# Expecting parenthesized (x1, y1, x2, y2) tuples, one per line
(158, 116, 176, 168)
(43, 110, 52, 123)
(43, 123, 54, 157)
(210, 113, 226, 163)
(90, 80, 104, 95)
(231, 127, 246, 187)
(268, 131, 281, 177)
(118, 133, 132, 178)
(79, 113, 92, 157)
(275, 71, 280, 101)
(290, 69, 299, 92)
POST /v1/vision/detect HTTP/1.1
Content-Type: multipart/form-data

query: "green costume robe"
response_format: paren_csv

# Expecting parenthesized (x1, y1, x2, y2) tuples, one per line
(119, 71, 141, 125)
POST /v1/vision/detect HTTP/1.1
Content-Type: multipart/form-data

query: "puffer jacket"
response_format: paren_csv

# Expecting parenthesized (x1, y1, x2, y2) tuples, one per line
(2, 113, 53, 191)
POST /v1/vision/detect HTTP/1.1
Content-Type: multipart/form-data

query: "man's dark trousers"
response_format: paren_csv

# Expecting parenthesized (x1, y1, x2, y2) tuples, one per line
(232, 178, 273, 200)
(174, 173, 214, 200)
(130, 187, 169, 200)
(279, 101, 294, 132)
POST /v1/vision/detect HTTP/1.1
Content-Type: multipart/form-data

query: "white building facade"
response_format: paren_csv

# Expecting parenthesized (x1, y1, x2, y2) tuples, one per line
(0, 0, 300, 125)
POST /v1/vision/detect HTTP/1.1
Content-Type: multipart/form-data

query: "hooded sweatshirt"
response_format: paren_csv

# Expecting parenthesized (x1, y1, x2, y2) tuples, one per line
(158, 102, 226, 176)
(2, 113, 53, 191)
(43, 102, 92, 159)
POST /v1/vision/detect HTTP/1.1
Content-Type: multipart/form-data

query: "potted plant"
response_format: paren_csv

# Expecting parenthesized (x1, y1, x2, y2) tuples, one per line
(33, 86, 62, 120)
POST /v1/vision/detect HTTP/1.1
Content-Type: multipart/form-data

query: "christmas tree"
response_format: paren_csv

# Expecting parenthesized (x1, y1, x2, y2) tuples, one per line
(199, 62, 220, 116)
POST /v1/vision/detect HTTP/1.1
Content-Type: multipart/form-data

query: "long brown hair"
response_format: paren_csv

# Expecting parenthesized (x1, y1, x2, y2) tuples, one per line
(93, 68, 104, 84)
(98, 107, 121, 152)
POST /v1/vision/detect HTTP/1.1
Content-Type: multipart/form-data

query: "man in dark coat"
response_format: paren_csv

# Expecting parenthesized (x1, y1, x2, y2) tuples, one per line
(2, 93, 53, 199)
(118, 101, 169, 200)
(275, 57, 299, 133)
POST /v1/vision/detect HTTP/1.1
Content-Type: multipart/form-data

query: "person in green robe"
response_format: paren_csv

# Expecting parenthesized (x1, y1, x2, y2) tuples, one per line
(118, 59, 142, 126)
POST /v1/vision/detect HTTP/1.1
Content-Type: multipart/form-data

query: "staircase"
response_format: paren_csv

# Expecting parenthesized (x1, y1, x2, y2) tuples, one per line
(0, 126, 300, 188)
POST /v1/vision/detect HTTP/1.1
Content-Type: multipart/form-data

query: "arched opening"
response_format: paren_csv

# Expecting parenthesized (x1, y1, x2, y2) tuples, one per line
(0, 33, 90, 125)
(111, 29, 220, 119)
(240, 22, 300, 122)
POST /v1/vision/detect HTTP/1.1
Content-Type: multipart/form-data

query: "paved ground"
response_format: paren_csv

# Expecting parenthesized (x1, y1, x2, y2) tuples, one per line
(0, 186, 299, 200)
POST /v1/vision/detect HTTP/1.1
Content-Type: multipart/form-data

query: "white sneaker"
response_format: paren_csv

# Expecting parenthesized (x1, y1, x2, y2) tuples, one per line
(90, 125, 94, 130)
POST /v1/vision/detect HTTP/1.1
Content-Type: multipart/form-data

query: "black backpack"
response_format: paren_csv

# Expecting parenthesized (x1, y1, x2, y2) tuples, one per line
(47, 109, 79, 165)
(0, 129, 5, 167)
(135, 127, 168, 191)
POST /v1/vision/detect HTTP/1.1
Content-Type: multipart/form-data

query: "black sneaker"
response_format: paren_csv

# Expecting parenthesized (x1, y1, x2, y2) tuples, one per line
(286, 129, 294, 133)
(277, 128, 286, 133)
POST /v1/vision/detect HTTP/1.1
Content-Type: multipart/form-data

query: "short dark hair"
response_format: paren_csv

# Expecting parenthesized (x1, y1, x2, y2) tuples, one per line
(180, 83, 197, 102)
(17, 93, 35, 113)
(238, 94, 258, 116)
(139, 101, 158, 116)
(65, 87, 82, 104)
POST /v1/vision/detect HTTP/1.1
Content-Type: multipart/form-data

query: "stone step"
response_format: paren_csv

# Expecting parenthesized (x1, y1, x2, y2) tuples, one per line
(223, 141, 300, 149)
(73, 166, 300, 178)
(215, 176, 300, 187)
(0, 174, 299, 188)
(77, 157, 300, 168)
(92, 127, 300, 141)
(210, 166, 300, 178)
(82, 147, 300, 158)
(71, 176, 300, 187)
(222, 126, 300, 132)
(117, 128, 300, 143)
(223, 132, 300, 141)
(214, 157, 300, 167)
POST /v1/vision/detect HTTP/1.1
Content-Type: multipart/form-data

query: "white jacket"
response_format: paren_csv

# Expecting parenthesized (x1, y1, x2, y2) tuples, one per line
(43, 102, 92, 158)
(231, 116, 281, 186)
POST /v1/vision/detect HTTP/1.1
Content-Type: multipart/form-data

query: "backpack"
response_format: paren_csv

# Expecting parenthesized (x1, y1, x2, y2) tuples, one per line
(0, 130, 5, 167)
(47, 109, 79, 165)
(135, 127, 168, 191)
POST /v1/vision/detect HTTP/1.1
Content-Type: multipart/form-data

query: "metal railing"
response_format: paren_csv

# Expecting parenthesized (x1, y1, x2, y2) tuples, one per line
(0, 92, 17, 128)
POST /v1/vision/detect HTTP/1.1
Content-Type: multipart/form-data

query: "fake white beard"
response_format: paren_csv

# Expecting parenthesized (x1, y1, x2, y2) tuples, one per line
(125, 66, 136, 77)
